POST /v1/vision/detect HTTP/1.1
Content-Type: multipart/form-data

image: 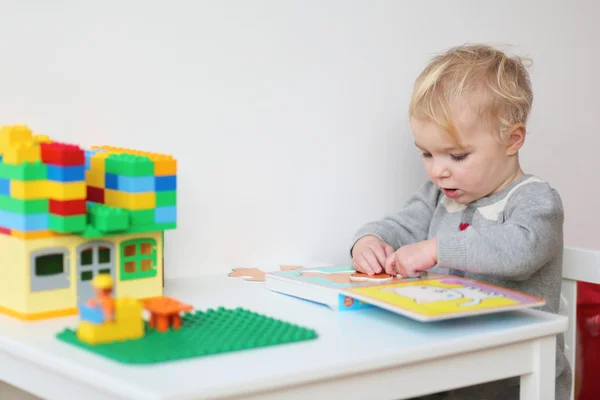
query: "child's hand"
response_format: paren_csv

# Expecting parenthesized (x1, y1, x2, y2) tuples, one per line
(384, 238, 437, 278)
(352, 235, 395, 275)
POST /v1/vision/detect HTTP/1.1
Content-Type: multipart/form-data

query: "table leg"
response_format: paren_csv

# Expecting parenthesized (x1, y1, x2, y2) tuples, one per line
(156, 315, 169, 332)
(520, 335, 556, 400)
(172, 314, 182, 330)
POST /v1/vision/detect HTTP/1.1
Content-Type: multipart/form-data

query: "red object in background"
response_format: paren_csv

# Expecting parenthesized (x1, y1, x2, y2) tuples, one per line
(49, 199, 87, 216)
(86, 186, 105, 203)
(40, 142, 85, 166)
(576, 281, 600, 399)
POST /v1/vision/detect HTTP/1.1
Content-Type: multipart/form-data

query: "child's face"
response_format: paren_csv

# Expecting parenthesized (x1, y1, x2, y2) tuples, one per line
(410, 109, 521, 204)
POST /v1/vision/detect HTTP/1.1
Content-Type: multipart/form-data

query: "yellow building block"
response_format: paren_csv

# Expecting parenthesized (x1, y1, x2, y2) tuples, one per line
(11, 230, 57, 240)
(33, 134, 53, 144)
(46, 181, 86, 201)
(2, 140, 42, 165)
(0, 125, 33, 156)
(92, 145, 177, 176)
(85, 169, 105, 188)
(10, 180, 47, 200)
(76, 298, 145, 345)
(105, 189, 156, 210)
(90, 151, 109, 172)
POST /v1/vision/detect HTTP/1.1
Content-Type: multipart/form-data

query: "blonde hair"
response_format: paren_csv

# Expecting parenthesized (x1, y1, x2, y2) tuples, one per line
(409, 44, 533, 142)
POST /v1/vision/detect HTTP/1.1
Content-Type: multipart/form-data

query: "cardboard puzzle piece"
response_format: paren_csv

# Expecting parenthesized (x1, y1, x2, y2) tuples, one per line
(228, 266, 303, 282)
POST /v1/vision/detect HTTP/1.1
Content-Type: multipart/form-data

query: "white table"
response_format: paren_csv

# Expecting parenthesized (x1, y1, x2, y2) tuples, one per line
(0, 274, 567, 400)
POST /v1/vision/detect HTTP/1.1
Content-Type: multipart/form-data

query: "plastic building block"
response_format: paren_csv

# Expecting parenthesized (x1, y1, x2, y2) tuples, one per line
(0, 210, 48, 231)
(155, 206, 176, 223)
(80, 221, 175, 239)
(49, 199, 86, 216)
(92, 145, 176, 176)
(47, 165, 85, 182)
(87, 186, 105, 203)
(105, 189, 155, 210)
(10, 229, 55, 240)
(155, 191, 176, 207)
(0, 196, 48, 214)
(40, 142, 85, 166)
(0, 178, 9, 195)
(45, 181, 86, 201)
(76, 298, 145, 345)
(116, 175, 155, 193)
(9, 180, 47, 200)
(142, 296, 193, 332)
(0, 125, 33, 155)
(49, 214, 86, 233)
(56, 307, 318, 364)
(0, 226, 10, 235)
(154, 175, 176, 191)
(3, 141, 41, 165)
(0, 161, 47, 181)
(88, 203, 130, 232)
(85, 169, 105, 188)
(130, 209, 155, 226)
(105, 154, 154, 177)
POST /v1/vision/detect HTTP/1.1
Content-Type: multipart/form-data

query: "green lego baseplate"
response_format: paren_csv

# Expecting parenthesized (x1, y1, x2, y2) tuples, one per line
(56, 307, 318, 364)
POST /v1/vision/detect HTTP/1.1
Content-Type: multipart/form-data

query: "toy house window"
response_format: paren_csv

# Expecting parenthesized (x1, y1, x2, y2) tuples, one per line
(120, 238, 157, 280)
(30, 248, 70, 292)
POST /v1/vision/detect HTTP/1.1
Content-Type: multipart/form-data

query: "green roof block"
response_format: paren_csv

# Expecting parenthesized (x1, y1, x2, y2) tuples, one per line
(56, 307, 318, 364)
(0, 195, 48, 214)
(80, 221, 175, 239)
(105, 154, 154, 177)
(0, 161, 47, 181)
(88, 203, 130, 232)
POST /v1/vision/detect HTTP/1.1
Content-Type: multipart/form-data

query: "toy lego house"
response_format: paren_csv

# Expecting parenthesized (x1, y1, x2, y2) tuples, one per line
(0, 125, 176, 321)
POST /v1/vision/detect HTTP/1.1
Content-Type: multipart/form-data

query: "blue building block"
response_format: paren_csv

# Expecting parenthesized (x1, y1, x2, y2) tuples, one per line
(155, 206, 176, 223)
(79, 303, 105, 324)
(155, 175, 176, 191)
(0, 178, 9, 196)
(118, 175, 154, 193)
(47, 165, 85, 182)
(105, 173, 119, 190)
(0, 210, 49, 231)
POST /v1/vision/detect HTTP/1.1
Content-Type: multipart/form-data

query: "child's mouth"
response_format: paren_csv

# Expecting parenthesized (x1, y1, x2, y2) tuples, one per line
(443, 188, 460, 198)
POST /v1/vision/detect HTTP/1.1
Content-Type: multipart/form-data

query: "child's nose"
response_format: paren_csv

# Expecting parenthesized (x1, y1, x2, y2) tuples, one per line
(431, 161, 451, 179)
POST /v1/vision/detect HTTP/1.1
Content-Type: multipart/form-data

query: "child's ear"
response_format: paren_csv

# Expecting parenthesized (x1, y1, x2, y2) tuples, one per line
(505, 123, 526, 156)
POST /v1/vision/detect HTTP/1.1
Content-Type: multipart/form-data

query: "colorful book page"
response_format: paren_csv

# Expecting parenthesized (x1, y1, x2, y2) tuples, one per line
(343, 276, 546, 321)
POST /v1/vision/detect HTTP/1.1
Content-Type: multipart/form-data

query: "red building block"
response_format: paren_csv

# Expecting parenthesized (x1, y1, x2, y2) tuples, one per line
(0, 226, 10, 236)
(41, 142, 85, 166)
(49, 199, 87, 216)
(87, 186, 105, 203)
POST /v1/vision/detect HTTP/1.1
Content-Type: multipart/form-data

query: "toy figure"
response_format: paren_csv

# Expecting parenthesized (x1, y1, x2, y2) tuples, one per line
(86, 274, 115, 322)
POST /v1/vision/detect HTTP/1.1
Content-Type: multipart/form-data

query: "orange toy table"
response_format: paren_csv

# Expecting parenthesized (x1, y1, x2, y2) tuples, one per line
(142, 297, 193, 332)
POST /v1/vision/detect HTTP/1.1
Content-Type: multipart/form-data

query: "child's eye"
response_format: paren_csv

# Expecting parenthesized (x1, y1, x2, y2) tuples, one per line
(450, 154, 469, 162)
(421, 152, 432, 159)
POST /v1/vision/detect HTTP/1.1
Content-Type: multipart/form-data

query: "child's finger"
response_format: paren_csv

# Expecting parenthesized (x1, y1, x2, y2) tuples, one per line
(370, 246, 387, 273)
(363, 251, 383, 275)
(384, 253, 396, 275)
(356, 253, 375, 275)
(383, 244, 395, 258)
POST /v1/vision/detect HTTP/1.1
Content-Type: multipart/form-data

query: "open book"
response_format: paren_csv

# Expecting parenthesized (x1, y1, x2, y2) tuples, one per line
(264, 265, 546, 321)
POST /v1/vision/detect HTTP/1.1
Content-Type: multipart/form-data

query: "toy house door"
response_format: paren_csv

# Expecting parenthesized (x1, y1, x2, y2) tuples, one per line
(76, 241, 116, 304)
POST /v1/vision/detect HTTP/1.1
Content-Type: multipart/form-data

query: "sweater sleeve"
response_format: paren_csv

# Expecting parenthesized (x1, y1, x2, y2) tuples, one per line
(436, 182, 564, 280)
(351, 181, 441, 253)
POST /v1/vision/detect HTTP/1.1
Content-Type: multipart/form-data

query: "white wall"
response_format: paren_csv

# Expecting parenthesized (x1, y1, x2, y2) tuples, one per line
(0, 1, 598, 278)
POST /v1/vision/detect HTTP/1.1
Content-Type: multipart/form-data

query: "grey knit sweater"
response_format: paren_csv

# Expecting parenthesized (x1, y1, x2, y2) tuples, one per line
(352, 174, 571, 400)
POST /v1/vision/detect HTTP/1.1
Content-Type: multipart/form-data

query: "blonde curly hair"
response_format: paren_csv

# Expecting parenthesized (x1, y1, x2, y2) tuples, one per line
(409, 44, 533, 143)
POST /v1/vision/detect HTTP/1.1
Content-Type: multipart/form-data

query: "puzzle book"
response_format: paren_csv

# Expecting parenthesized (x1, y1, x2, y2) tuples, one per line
(265, 266, 546, 321)
(264, 265, 421, 311)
